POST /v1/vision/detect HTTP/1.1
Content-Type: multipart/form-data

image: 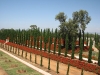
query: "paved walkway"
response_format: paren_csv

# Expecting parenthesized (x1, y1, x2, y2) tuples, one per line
(0, 48, 51, 75)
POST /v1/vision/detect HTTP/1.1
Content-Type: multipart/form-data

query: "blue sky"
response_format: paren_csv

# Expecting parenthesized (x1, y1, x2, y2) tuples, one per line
(0, 0, 100, 33)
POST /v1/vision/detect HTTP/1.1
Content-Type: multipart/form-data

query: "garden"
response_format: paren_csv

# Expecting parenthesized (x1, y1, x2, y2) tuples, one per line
(0, 10, 100, 75)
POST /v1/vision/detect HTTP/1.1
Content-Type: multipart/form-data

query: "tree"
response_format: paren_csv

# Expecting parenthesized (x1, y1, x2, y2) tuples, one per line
(53, 28, 57, 54)
(55, 12, 78, 49)
(56, 36, 61, 73)
(43, 29, 49, 51)
(79, 38, 83, 60)
(98, 46, 100, 66)
(79, 29, 81, 46)
(55, 12, 66, 24)
(65, 35, 69, 57)
(73, 10, 91, 49)
(30, 25, 37, 30)
(71, 38, 75, 59)
(40, 29, 43, 66)
(88, 37, 93, 63)
(87, 32, 89, 46)
(72, 10, 91, 31)
(48, 32, 52, 70)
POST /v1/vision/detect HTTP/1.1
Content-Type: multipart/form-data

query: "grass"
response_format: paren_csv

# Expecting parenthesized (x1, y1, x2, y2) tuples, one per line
(0, 51, 42, 75)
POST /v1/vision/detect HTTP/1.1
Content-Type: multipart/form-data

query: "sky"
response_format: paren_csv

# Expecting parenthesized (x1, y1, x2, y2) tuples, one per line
(0, 0, 100, 33)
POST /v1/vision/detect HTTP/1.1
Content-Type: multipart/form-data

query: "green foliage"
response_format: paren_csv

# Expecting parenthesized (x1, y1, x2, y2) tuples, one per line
(58, 36, 61, 56)
(43, 29, 50, 51)
(82, 30, 84, 50)
(55, 10, 91, 48)
(40, 30, 43, 66)
(79, 38, 83, 60)
(73, 10, 91, 31)
(48, 32, 52, 70)
(40, 29, 42, 50)
(53, 28, 57, 54)
(87, 32, 88, 46)
(55, 12, 67, 24)
(48, 32, 52, 53)
(71, 38, 75, 59)
(98, 46, 100, 66)
(79, 29, 81, 46)
(88, 37, 93, 63)
(65, 35, 68, 57)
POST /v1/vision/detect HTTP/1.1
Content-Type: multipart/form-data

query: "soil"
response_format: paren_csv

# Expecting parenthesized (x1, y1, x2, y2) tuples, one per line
(0, 67, 8, 75)
(17, 69, 27, 74)
(10, 64, 18, 68)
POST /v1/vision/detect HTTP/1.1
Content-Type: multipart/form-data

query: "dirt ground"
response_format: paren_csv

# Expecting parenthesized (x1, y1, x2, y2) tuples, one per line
(1, 45, 98, 75)
(0, 67, 8, 75)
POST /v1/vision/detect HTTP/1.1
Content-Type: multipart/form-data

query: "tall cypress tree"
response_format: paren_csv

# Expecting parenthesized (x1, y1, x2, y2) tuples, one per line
(44, 29, 49, 51)
(87, 32, 88, 46)
(48, 32, 52, 70)
(34, 29, 37, 49)
(65, 35, 68, 57)
(56, 36, 61, 73)
(79, 29, 81, 46)
(88, 37, 93, 63)
(79, 38, 83, 60)
(82, 30, 84, 50)
(53, 28, 57, 54)
(40, 29, 43, 66)
(98, 46, 100, 66)
(71, 38, 75, 59)
(43, 29, 46, 51)
(94, 32, 97, 46)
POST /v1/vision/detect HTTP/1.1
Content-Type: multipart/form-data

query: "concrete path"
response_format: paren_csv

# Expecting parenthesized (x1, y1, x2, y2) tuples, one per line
(0, 48, 51, 75)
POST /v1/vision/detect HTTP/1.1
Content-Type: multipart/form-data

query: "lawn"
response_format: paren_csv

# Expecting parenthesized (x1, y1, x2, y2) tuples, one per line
(0, 51, 42, 75)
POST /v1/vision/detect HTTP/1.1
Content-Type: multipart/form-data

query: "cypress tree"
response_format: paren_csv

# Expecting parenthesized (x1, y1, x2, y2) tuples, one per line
(82, 30, 84, 50)
(88, 37, 93, 63)
(87, 32, 88, 46)
(37, 36, 39, 50)
(53, 28, 57, 54)
(79, 29, 81, 46)
(48, 32, 52, 70)
(44, 29, 49, 51)
(56, 36, 61, 73)
(33, 29, 37, 64)
(94, 32, 97, 46)
(43, 29, 46, 51)
(98, 46, 100, 66)
(34, 29, 37, 49)
(79, 38, 83, 60)
(71, 38, 75, 59)
(40, 29, 43, 66)
(65, 35, 68, 57)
